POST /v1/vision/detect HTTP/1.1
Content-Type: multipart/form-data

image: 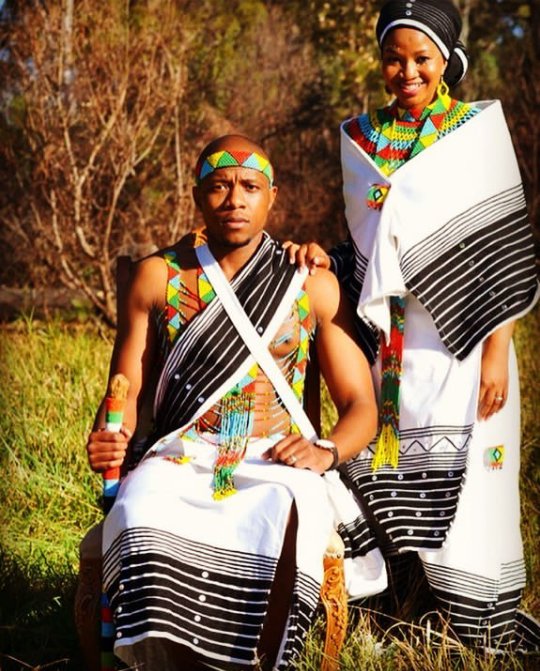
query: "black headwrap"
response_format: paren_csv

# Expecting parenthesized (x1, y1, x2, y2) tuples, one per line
(376, 0, 469, 86)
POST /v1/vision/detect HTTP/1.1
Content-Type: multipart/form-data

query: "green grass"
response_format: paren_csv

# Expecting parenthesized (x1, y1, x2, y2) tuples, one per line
(0, 310, 538, 670)
(0, 317, 111, 671)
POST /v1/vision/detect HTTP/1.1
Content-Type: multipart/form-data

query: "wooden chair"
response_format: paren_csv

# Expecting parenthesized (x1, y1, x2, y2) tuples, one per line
(74, 253, 347, 671)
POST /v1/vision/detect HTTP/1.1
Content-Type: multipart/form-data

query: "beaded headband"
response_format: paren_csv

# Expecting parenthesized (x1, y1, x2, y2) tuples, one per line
(195, 150, 274, 187)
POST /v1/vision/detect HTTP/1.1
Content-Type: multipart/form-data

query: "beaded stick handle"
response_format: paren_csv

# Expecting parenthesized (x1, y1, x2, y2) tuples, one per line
(103, 373, 129, 514)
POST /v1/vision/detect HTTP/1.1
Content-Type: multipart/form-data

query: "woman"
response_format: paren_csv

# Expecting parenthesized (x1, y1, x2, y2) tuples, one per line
(300, 0, 539, 652)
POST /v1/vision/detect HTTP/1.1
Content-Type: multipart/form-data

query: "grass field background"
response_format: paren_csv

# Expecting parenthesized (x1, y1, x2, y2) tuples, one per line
(0, 309, 538, 670)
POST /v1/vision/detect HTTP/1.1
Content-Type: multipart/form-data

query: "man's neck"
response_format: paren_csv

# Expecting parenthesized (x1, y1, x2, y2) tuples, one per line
(207, 233, 264, 281)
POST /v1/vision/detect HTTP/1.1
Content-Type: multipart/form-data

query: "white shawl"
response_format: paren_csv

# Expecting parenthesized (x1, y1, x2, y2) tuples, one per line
(341, 99, 538, 359)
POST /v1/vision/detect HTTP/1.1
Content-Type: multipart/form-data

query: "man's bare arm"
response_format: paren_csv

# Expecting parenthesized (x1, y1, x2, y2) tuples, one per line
(312, 269, 377, 458)
(86, 256, 167, 472)
(267, 269, 377, 473)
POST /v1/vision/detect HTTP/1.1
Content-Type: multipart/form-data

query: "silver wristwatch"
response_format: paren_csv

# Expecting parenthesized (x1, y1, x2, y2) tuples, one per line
(314, 439, 339, 471)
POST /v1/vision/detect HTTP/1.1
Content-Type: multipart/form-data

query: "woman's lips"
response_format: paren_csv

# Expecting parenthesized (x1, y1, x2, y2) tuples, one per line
(398, 82, 422, 96)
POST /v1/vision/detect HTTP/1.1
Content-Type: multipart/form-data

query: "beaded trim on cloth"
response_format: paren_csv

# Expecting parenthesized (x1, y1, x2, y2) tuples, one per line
(164, 251, 216, 345)
(372, 296, 405, 470)
(345, 90, 479, 469)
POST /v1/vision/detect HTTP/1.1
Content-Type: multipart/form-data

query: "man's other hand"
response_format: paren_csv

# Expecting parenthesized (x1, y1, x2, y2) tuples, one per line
(262, 435, 334, 474)
(86, 427, 132, 472)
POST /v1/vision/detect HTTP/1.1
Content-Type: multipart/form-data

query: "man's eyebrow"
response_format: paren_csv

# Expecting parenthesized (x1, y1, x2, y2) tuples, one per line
(205, 175, 229, 184)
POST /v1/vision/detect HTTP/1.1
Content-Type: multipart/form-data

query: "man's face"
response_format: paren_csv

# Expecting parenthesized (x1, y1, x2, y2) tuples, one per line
(194, 167, 277, 251)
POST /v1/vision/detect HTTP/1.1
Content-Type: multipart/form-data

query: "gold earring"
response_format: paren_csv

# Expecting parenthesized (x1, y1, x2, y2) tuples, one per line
(438, 79, 449, 97)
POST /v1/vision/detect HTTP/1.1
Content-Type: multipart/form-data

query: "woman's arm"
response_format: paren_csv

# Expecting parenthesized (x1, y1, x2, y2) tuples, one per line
(477, 320, 515, 420)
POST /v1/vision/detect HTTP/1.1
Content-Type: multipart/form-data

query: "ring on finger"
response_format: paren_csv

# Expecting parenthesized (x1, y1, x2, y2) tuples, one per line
(287, 454, 297, 466)
(494, 395, 504, 402)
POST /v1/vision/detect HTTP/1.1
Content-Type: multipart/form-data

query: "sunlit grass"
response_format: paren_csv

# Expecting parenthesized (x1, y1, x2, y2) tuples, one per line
(0, 318, 111, 569)
(0, 308, 538, 670)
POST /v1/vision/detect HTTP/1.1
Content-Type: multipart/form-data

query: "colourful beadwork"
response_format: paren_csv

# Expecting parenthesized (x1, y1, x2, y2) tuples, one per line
(195, 150, 274, 186)
(372, 296, 405, 470)
(163, 251, 216, 345)
(484, 445, 505, 471)
(346, 90, 478, 179)
(366, 184, 390, 211)
(289, 289, 312, 435)
(164, 455, 192, 465)
(212, 391, 255, 499)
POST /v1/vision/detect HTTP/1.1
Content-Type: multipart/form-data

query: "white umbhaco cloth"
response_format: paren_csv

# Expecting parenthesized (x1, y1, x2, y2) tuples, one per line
(103, 434, 386, 669)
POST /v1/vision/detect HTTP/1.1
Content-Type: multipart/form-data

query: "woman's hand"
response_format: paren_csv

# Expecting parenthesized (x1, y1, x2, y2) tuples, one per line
(282, 240, 331, 275)
(262, 435, 334, 474)
(477, 323, 514, 420)
(86, 426, 132, 472)
(478, 350, 509, 420)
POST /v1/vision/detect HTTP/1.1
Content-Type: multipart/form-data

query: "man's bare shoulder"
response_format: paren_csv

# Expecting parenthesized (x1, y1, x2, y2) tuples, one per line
(304, 268, 341, 321)
(304, 267, 339, 289)
(128, 255, 169, 312)
(133, 254, 168, 282)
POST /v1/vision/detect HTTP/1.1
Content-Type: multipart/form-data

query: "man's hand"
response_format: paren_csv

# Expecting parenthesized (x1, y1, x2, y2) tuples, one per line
(262, 435, 334, 474)
(281, 240, 331, 275)
(86, 427, 132, 472)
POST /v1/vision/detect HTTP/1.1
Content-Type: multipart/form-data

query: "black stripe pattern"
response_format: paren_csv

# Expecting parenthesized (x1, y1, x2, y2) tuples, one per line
(422, 559, 540, 651)
(344, 425, 472, 550)
(402, 184, 538, 360)
(103, 527, 320, 668)
(154, 234, 298, 438)
(337, 515, 379, 560)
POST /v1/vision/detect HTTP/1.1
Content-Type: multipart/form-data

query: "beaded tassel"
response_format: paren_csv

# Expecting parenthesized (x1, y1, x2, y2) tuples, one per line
(212, 391, 254, 499)
(372, 296, 405, 470)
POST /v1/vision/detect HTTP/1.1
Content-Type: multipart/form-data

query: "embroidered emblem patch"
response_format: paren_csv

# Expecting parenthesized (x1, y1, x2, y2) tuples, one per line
(484, 445, 504, 471)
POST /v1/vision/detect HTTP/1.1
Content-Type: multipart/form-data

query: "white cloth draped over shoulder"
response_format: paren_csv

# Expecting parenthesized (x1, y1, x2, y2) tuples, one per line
(341, 99, 538, 355)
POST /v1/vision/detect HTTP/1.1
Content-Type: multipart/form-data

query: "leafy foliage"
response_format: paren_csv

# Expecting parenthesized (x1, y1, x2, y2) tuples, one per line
(0, 1, 538, 317)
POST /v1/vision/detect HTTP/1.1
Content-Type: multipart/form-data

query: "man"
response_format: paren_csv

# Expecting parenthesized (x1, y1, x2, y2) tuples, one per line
(85, 134, 379, 670)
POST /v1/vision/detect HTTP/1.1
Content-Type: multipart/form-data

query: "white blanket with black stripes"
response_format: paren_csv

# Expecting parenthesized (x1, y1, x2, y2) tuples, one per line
(103, 436, 334, 669)
(102, 237, 387, 669)
(340, 100, 538, 553)
(340, 99, 538, 360)
(339, 100, 540, 648)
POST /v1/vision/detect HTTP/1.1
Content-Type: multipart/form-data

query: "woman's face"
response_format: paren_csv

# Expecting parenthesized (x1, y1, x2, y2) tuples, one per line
(381, 27, 447, 110)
